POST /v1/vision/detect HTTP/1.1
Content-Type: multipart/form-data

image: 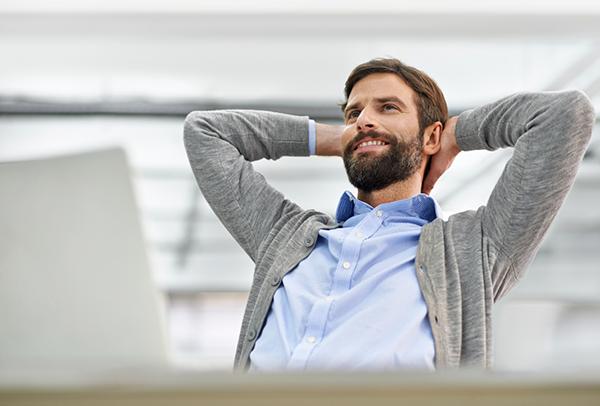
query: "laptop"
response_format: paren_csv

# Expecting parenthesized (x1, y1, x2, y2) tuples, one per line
(0, 147, 168, 370)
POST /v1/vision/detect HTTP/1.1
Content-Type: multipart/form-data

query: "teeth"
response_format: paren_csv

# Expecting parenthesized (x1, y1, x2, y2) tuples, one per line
(358, 140, 386, 148)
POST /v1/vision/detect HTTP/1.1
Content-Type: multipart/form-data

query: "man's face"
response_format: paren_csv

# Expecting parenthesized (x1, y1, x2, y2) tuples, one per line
(341, 72, 423, 193)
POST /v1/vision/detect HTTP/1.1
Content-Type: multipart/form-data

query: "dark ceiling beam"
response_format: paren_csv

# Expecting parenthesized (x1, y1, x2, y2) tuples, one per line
(2, 98, 597, 123)
(0, 98, 469, 121)
(0, 98, 345, 121)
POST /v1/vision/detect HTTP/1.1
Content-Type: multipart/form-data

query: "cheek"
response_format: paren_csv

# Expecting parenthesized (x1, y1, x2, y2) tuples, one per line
(341, 126, 355, 148)
(382, 118, 419, 139)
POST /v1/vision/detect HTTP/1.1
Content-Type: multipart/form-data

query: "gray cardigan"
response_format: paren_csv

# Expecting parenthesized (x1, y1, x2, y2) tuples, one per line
(183, 91, 595, 370)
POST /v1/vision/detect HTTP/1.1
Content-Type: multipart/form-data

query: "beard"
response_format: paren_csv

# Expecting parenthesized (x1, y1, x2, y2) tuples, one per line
(343, 130, 423, 193)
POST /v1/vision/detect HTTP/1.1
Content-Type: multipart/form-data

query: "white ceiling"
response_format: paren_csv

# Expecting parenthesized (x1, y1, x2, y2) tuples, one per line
(1, 7, 599, 109)
(1, 0, 600, 14)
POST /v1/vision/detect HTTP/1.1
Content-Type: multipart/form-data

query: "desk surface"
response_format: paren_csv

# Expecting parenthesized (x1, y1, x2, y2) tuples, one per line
(1, 367, 600, 406)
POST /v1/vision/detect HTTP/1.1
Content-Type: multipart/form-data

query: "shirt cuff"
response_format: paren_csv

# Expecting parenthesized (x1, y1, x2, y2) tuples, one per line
(308, 119, 316, 155)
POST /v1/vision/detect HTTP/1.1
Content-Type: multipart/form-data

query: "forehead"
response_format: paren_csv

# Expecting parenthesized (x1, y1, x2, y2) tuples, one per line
(347, 72, 417, 109)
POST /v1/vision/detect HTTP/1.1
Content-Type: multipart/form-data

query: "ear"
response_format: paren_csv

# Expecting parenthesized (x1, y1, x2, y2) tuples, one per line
(422, 121, 442, 156)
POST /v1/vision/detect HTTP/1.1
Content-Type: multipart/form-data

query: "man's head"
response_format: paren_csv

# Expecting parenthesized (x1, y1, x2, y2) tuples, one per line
(340, 58, 448, 193)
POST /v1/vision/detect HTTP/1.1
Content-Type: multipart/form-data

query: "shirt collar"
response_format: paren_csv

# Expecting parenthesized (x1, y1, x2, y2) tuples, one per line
(335, 190, 445, 223)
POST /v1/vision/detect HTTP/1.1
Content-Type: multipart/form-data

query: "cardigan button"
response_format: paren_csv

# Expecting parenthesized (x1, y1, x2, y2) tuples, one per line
(247, 328, 257, 341)
(304, 237, 314, 247)
(271, 275, 281, 286)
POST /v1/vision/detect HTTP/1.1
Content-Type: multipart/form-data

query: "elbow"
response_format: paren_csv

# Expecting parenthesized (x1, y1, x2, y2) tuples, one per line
(532, 90, 596, 149)
(556, 90, 596, 137)
(183, 111, 196, 150)
(183, 111, 213, 153)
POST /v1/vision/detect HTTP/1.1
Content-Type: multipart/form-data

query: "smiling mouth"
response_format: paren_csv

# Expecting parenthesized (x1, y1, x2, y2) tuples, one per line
(354, 139, 390, 152)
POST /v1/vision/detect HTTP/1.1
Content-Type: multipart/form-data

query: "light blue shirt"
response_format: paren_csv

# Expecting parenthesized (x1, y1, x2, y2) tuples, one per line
(249, 186, 441, 371)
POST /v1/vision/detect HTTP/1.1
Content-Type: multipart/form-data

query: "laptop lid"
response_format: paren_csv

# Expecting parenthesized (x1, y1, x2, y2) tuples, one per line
(0, 147, 168, 369)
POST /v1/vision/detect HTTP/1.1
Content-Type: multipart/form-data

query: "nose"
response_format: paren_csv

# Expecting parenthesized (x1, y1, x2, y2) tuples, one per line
(356, 108, 377, 132)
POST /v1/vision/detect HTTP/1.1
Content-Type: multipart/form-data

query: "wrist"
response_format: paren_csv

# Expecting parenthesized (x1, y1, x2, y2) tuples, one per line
(446, 116, 461, 154)
(315, 123, 344, 156)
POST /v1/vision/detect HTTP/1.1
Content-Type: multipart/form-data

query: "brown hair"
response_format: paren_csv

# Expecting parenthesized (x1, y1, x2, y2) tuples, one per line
(341, 58, 448, 132)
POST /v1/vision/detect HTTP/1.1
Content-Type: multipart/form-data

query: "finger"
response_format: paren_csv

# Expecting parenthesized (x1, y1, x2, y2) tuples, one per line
(423, 179, 435, 195)
(422, 173, 438, 195)
(423, 162, 443, 194)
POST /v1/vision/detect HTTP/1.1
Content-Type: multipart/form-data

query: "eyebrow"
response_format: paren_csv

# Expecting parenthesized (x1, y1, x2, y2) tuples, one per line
(343, 96, 409, 116)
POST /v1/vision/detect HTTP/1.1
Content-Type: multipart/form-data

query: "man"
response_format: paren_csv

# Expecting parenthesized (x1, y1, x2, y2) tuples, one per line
(184, 58, 595, 371)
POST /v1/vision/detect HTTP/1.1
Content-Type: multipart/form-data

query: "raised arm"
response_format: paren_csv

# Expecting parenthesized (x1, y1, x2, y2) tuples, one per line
(451, 90, 594, 299)
(183, 110, 312, 262)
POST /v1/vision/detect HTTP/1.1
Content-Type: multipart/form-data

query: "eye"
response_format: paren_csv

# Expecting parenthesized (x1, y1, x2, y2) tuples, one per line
(347, 110, 360, 120)
(383, 104, 398, 112)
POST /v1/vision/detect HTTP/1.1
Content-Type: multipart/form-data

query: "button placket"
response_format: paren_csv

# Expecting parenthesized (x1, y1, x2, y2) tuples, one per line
(288, 297, 332, 369)
(331, 211, 378, 295)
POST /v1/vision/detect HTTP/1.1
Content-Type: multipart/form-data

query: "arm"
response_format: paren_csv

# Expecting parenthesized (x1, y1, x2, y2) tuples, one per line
(183, 110, 311, 262)
(433, 91, 595, 300)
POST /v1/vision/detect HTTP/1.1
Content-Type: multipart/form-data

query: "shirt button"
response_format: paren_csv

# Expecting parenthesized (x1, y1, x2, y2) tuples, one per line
(306, 336, 317, 344)
(342, 261, 351, 269)
(375, 210, 383, 217)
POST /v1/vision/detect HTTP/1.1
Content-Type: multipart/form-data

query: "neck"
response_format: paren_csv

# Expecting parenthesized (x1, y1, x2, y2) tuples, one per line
(357, 172, 423, 207)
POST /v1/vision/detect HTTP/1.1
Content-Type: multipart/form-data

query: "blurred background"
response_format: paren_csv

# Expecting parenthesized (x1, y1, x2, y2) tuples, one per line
(1, 0, 599, 371)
